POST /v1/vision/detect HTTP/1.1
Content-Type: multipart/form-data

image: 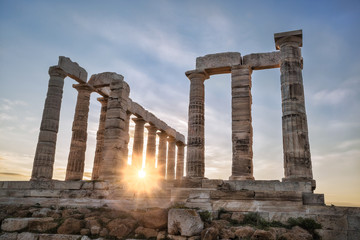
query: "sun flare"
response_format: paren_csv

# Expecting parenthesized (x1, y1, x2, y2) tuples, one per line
(138, 169, 146, 179)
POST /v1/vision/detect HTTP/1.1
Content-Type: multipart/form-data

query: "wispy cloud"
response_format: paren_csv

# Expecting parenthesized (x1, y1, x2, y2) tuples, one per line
(312, 88, 354, 105)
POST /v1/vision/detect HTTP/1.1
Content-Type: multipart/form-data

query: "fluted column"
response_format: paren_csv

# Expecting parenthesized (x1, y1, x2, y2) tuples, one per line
(229, 65, 254, 180)
(31, 66, 66, 180)
(176, 142, 185, 179)
(185, 70, 209, 178)
(98, 76, 130, 181)
(275, 30, 313, 181)
(167, 136, 176, 180)
(131, 117, 146, 170)
(65, 84, 92, 180)
(92, 97, 108, 180)
(122, 112, 132, 167)
(145, 124, 157, 172)
(157, 131, 167, 179)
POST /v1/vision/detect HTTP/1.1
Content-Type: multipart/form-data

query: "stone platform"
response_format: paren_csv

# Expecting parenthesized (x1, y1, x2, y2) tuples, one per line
(0, 179, 359, 239)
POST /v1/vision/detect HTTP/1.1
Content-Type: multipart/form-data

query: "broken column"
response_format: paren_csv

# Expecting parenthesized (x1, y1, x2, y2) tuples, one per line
(274, 30, 313, 181)
(186, 70, 208, 178)
(66, 84, 93, 180)
(132, 117, 146, 170)
(92, 97, 108, 180)
(31, 66, 66, 180)
(176, 141, 185, 179)
(229, 65, 254, 180)
(98, 74, 130, 181)
(157, 131, 167, 179)
(167, 136, 176, 180)
(145, 124, 157, 172)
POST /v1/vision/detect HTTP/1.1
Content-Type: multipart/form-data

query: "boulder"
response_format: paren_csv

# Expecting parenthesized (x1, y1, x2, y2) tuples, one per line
(201, 227, 219, 240)
(0, 233, 17, 240)
(220, 228, 235, 239)
(209, 220, 231, 230)
(28, 217, 58, 232)
(57, 218, 84, 234)
(251, 229, 275, 240)
(1, 218, 30, 232)
(135, 226, 158, 238)
(143, 208, 168, 229)
(234, 226, 255, 238)
(280, 226, 312, 240)
(107, 218, 137, 239)
(157, 231, 166, 240)
(168, 209, 204, 237)
(18, 232, 37, 240)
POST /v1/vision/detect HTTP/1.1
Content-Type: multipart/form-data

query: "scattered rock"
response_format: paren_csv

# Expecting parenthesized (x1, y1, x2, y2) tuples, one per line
(57, 218, 84, 234)
(209, 220, 231, 230)
(0, 232, 18, 240)
(234, 226, 255, 238)
(168, 234, 187, 240)
(231, 212, 245, 223)
(17, 232, 37, 240)
(280, 226, 312, 240)
(28, 217, 58, 232)
(251, 229, 275, 240)
(168, 209, 204, 237)
(135, 226, 158, 238)
(32, 208, 52, 217)
(99, 228, 109, 237)
(143, 208, 168, 229)
(219, 213, 232, 221)
(80, 228, 90, 235)
(220, 228, 235, 239)
(107, 218, 137, 239)
(157, 230, 166, 240)
(1, 218, 30, 232)
(201, 227, 218, 240)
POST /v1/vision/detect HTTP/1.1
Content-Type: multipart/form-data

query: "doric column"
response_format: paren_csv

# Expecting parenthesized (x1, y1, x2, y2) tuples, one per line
(122, 112, 132, 167)
(275, 30, 313, 181)
(157, 131, 167, 179)
(31, 66, 66, 180)
(98, 75, 130, 181)
(145, 124, 157, 172)
(131, 117, 146, 170)
(65, 84, 92, 180)
(229, 65, 254, 180)
(167, 136, 176, 180)
(185, 70, 209, 178)
(92, 97, 108, 180)
(176, 141, 185, 179)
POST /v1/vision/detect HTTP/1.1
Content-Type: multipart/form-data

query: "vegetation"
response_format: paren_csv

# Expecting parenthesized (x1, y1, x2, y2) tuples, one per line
(199, 210, 212, 223)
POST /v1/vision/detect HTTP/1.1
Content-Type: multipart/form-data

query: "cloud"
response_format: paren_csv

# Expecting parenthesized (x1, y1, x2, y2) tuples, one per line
(0, 172, 26, 177)
(311, 88, 354, 105)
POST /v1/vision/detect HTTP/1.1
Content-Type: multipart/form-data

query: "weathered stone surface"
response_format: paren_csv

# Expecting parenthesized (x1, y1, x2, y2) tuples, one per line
(135, 226, 158, 239)
(28, 217, 58, 232)
(348, 215, 360, 230)
(157, 231, 166, 240)
(201, 227, 218, 240)
(168, 235, 187, 240)
(18, 232, 37, 240)
(0, 232, 17, 240)
(251, 229, 275, 240)
(107, 218, 137, 239)
(196, 52, 241, 75)
(58, 56, 88, 83)
(315, 229, 347, 240)
(243, 52, 280, 70)
(1, 218, 30, 231)
(219, 228, 235, 239)
(167, 137, 176, 180)
(168, 209, 204, 236)
(38, 234, 83, 240)
(57, 218, 84, 234)
(231, 212, 245, 223)
(280, 226, 312, 240)
(234, 226, 255, 238)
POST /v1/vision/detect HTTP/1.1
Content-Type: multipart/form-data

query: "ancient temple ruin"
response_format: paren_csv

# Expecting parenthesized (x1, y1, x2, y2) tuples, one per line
(1, 30, 359, 240)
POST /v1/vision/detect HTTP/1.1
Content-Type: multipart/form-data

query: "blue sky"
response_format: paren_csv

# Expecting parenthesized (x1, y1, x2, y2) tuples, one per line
(0, 0, 359, 206)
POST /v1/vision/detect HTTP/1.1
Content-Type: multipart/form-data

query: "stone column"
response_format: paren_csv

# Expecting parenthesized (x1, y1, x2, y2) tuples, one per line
(131, 117, 146, 170)
(145, 124, 157, 172)
(176, 142, 185, 179)
(31, 66, 66, 180)
(122, 112, 132, 167)
(185, 70, 208, 178)
(275, 30, 313, 181)
(167, 136, 176, 180)
(98, 76, 130, 181)
(157, 131, 167, 179)
(92, 97, 108, 180)
(229, 65, 254, 180)
(65, 84, 92, 180)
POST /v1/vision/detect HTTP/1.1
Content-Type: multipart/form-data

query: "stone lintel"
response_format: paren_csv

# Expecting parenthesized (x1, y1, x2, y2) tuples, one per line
(58, 56, 88, 83)
(242, 52, 281, 70)
(196, 52, 241, 75)
(274, 29, 303, 50)
(88, 72, 124, 89)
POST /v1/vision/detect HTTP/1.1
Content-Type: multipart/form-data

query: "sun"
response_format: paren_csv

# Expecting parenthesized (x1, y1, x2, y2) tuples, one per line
(138, 169, 146, 179)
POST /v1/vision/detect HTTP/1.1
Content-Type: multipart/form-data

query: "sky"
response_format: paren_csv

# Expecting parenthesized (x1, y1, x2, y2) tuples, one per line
(0, 0, 359, 207)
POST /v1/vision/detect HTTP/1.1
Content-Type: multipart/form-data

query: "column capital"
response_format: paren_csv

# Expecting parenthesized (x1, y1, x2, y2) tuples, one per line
(185, 69, 209, 81)
(146, 124, 157, 133)
(132, 117, 146, 125)
(49, 66, 67, 78)
(176, 141, 185, 147)
(167, 136, 176, 143)
(73, 83, 93, 93)
(97, 97, 108, 105)
(157, 130, 168, 139)
(232, 64, 253, 74)
(274, 29, 303, 50)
